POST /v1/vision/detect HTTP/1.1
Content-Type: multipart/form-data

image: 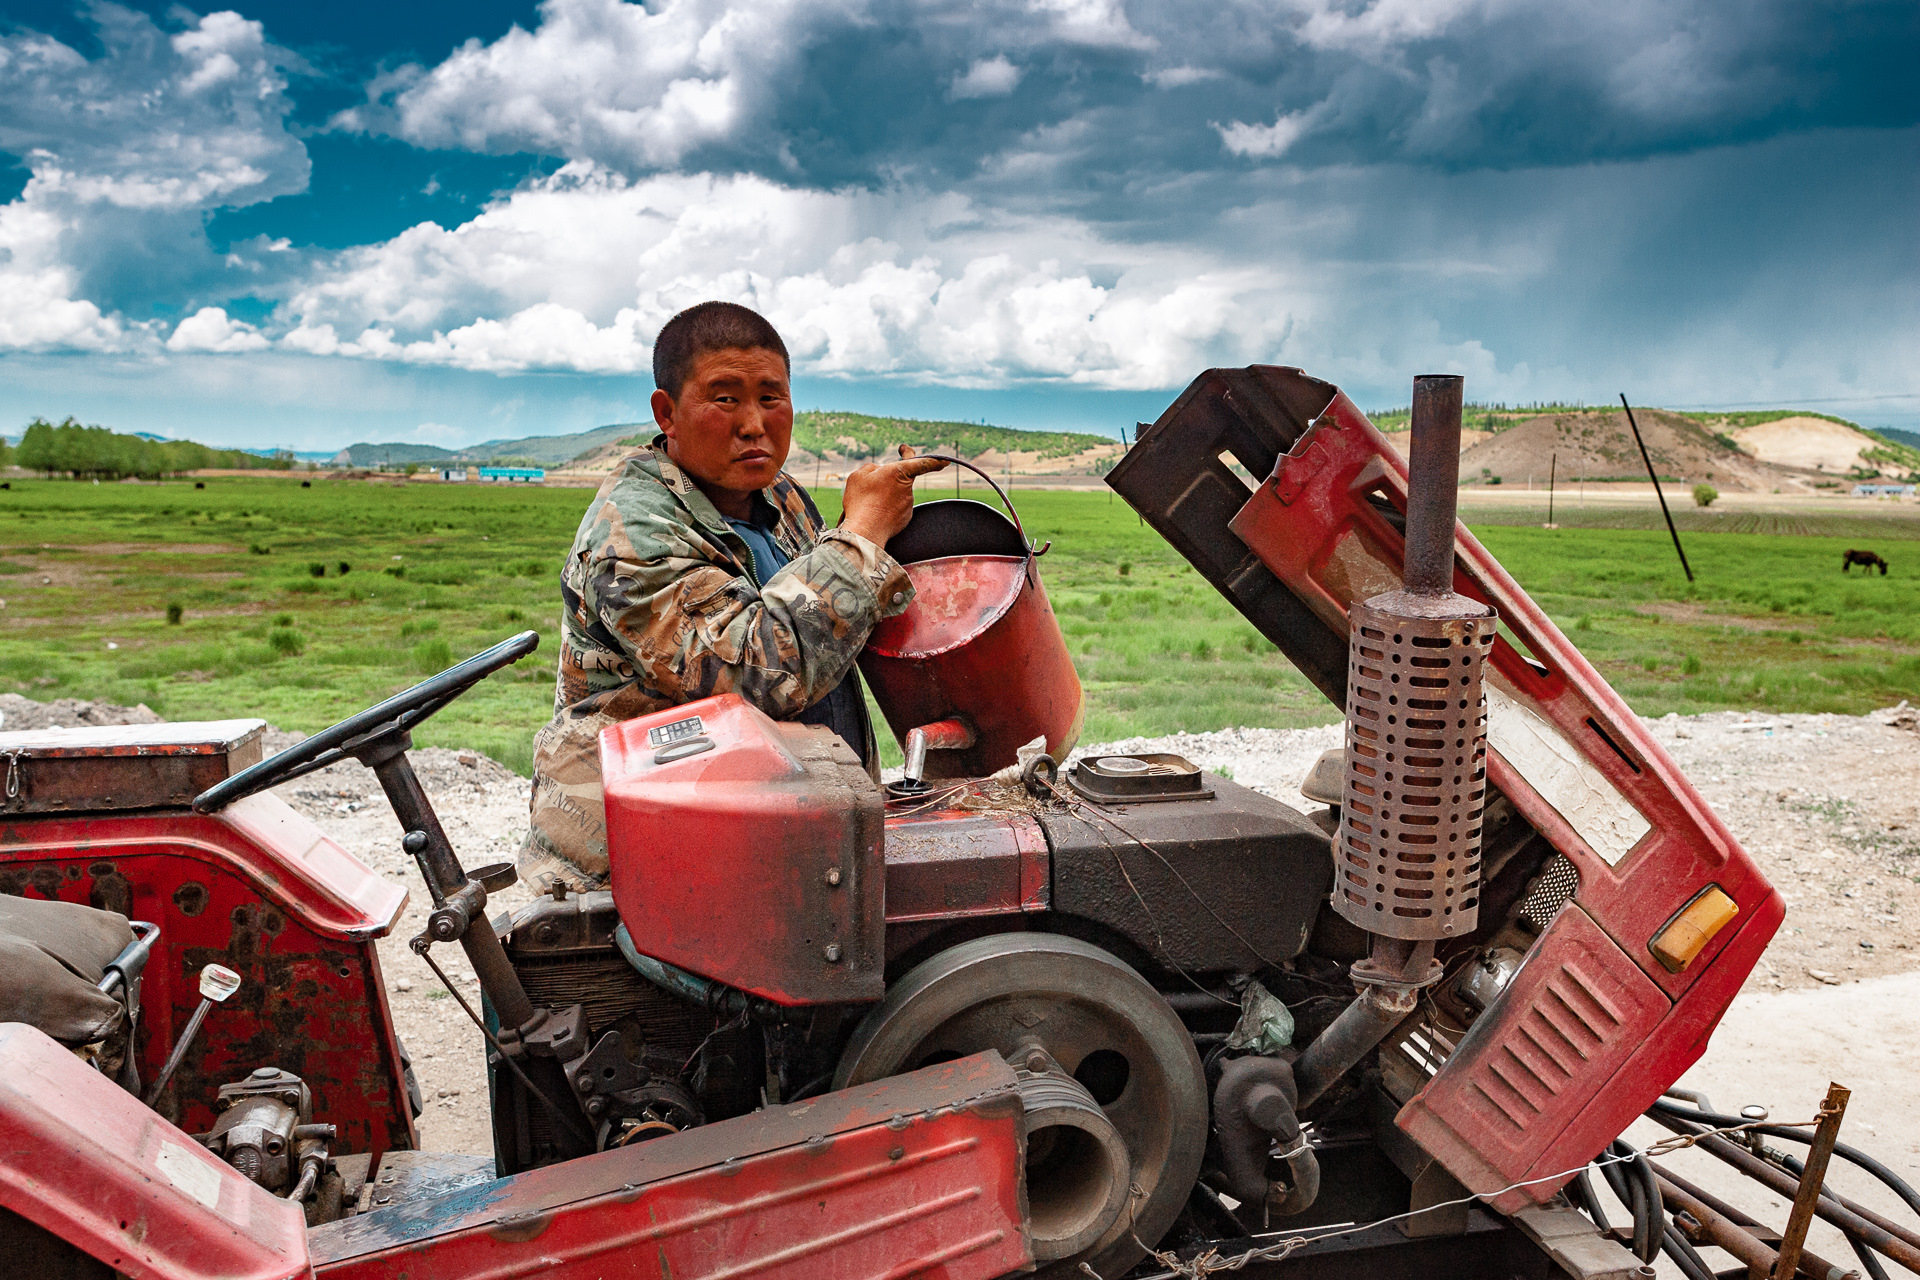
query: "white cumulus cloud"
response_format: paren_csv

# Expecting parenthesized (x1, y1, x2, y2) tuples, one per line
(168, 307, 271, 354)
(1216, 107, 1322, 159)
(0, 6, 307, 354)
(950, 56, 1022, 99)
(276, 164, 1303, 388)
(0, 193, 128, 351)
(336, 0, 827, 172)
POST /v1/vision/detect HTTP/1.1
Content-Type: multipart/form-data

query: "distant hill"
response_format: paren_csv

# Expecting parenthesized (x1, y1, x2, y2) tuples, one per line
(333, 423, 648, 468)
(459, 423, 650, 465)
(334, 413, 1115, 470)
(791, 411, 1109, 462)
(1877, 426, 1920, 452)
(1454, 408, 1785, 491)
(332, 442, 459, 466)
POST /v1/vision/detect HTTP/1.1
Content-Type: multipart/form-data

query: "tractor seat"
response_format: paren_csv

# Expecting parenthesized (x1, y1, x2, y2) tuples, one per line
(0, 895, 136, 1049)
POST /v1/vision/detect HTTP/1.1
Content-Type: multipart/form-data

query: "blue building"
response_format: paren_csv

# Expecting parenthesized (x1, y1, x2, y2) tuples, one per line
(479, 466, 546, 483)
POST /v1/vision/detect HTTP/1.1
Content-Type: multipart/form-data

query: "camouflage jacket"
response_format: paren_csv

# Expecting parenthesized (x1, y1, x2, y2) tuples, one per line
(520, 439, 912, 890)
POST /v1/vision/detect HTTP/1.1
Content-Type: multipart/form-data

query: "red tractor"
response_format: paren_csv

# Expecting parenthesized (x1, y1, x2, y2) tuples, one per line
(0, 367, 1833, 1280)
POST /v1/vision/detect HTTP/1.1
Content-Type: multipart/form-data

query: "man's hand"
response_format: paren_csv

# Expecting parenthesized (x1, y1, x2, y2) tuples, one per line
(839, 445, 950, 546)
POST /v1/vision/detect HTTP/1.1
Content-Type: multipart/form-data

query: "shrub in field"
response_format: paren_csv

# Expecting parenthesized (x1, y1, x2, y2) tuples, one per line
(1682, 655, 1702, 674)
(267, 628, 304, 656)
(338, 561, 351, 575)
(248, 543, 271, 555)
(166, 602, 182, 625)
(1118, 561, 1131, 576)
(412, 638, 454, 671)
(273, 613, 294, 626)
(308, 562, 326, 577)
(384, 565, 406, 578)
(1693, 483, 1718, 507)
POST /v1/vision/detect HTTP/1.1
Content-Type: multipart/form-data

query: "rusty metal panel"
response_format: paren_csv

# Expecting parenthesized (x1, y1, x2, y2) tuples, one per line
(862, 554, 1085, 779)
(0, 799, 416, 1159)
(0, 720, 265, 814)
(883, 806, 1045, 924)
(310, 1051, 1033, 1280)
(602, 697, 886, 1006)
(1397, 905, 1667, 1205)
(0, 1022, 313, 1280)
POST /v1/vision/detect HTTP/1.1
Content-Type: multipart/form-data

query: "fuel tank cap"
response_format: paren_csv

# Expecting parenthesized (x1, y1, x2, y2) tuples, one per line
(1067, 754, 1212, 804)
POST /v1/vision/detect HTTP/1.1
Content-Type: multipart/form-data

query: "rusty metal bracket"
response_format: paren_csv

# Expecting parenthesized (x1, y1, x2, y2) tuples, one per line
(1775, 1084, 1852, 1280)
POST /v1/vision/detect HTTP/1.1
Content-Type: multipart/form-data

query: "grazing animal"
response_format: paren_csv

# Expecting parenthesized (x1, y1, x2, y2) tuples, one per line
(1842, 549, 1889, 575)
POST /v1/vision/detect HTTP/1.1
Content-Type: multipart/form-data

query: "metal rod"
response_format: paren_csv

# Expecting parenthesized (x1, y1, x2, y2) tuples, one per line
(143, 997, 212, 1107)
(1658, 1167, 1861, 1280)
(1646, 1112, 1920, 1271)
(1547, 452, 1557, 526)
(1778, 1084, 1853, 1280)
(1404, 375, 1466, 594)
(365, 744, 537, 1033)
(1620, 394, 1694, 582)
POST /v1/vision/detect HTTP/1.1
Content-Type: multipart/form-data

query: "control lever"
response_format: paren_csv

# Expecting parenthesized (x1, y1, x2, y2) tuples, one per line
(144, 964, 241, 1106)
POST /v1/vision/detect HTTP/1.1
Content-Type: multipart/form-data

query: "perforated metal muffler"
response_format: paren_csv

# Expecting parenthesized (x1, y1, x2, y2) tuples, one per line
(1335, 375, 1497, 942)
(1338, 597, 1495, 938)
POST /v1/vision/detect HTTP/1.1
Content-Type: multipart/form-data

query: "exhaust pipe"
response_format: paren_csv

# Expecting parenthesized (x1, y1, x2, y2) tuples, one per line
(1295, 374, 1499, 1107)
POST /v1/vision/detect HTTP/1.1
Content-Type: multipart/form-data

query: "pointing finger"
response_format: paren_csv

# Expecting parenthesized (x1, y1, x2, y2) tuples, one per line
(892, 454, 951, 477)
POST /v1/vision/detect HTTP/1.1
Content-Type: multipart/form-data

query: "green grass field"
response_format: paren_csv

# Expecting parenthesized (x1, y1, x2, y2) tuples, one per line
(0, 478, 1912, 774)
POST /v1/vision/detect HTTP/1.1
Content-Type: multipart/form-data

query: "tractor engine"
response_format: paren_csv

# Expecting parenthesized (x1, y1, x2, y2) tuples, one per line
(493, 888, 757, 1168)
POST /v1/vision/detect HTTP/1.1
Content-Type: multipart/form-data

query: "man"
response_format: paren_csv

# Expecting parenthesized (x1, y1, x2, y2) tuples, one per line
(519, 301, 946, 891)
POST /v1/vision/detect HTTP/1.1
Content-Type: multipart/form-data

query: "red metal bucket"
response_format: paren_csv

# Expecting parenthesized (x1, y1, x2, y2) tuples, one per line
(860, 469, 1084, 780)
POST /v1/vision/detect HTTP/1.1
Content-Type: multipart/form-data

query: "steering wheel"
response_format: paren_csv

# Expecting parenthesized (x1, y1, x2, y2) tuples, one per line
(193, 630, 540, 813)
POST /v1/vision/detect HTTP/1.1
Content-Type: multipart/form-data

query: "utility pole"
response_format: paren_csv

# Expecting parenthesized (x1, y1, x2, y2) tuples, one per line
(1545, 452, 1557, 528)
(1620, 394, 1693, 582)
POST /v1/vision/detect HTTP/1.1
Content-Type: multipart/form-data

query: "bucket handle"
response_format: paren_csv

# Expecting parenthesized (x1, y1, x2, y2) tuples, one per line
(919, 452, 1052, 559)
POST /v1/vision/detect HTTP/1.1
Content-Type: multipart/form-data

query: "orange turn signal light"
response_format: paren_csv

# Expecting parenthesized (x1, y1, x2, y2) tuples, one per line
(1650, 885, 1739, 973)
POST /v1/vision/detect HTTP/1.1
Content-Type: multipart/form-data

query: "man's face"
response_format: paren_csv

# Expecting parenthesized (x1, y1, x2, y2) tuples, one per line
(654, 347, 793, 507)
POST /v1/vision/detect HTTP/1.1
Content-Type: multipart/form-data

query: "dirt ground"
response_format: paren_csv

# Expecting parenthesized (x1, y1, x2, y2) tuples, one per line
(6, 694, 1914, 1239)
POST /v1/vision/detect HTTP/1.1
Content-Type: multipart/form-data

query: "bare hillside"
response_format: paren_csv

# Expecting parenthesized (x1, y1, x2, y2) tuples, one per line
(1455, 408, 1791, 492)
(1732, 416, 1886, 473)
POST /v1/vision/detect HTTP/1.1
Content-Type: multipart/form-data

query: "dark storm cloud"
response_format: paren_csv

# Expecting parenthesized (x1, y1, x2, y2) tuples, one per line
(0, 0, 1912, 439)
(339, 0, 1920, 189)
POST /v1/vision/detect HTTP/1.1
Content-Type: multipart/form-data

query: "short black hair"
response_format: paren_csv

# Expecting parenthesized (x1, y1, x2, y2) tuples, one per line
(652, 301, 790, 399)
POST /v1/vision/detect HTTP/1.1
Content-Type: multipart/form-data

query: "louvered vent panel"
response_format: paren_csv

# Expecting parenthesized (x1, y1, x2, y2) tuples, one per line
(1397, 905, 1668, 1187)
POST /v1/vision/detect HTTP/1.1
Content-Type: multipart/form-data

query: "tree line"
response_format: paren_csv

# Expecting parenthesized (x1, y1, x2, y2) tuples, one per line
(14, 418, 294, 480)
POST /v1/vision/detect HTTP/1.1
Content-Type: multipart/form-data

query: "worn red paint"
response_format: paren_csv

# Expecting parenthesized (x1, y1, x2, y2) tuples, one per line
(861, 554, 1085, 779)
(0, 794, 415, 1158)
(1220, 389, 1783, 1206)
(0, 1022, 312, 1280)
(310, 1051, 1032, 1280)
(882, 805, 1049, 926)
(602, 697, 886, 1006)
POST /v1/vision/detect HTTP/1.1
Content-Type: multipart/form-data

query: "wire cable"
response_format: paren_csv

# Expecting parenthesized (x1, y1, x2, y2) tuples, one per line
(1110, 1113, 1819, 1280)
(1652, 1098, 1920, 1219)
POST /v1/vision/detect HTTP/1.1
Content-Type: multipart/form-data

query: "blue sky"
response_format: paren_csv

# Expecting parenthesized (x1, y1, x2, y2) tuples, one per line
(0, 0, 1914, 452)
